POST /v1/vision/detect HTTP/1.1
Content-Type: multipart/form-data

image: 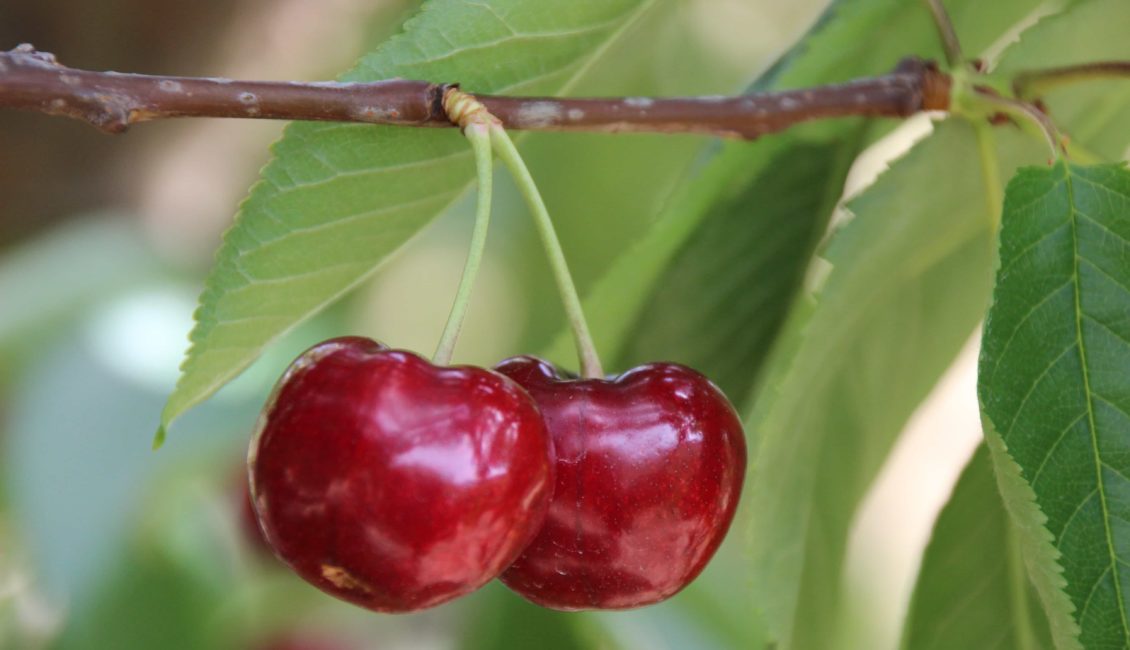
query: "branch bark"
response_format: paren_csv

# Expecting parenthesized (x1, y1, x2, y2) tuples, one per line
(0, 44, 951, 140)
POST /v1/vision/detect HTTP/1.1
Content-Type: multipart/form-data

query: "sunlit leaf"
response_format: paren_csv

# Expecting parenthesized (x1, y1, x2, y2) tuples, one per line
(542, 0, 1047, 383)
(745, 122, 1044, 649)
(530, 1, 1051, 646)
(160, 0, 664, 440)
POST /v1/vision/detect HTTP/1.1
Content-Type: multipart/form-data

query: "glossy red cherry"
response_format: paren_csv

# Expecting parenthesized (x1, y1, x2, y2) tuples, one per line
(494, 356, 746, 611)
(249, 337, 554, 613)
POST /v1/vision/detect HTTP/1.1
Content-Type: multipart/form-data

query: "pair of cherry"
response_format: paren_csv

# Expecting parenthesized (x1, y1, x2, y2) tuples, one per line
(247, 335, 746, 613)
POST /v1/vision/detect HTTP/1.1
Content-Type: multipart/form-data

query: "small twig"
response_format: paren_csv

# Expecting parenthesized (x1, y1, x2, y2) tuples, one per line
(1014, 61, 1130, 100)
(973, 87, 1062, 158)
(0, 44, 951, 140)
(922, 0, 964, 67)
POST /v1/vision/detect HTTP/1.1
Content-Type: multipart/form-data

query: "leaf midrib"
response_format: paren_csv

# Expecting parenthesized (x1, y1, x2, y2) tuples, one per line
(1065, 163, 1130, 643)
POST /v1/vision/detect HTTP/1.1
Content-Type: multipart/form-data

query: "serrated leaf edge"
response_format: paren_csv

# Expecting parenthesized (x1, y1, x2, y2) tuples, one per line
(159, 0, 662, 437)
(982, 416, 1083, 650)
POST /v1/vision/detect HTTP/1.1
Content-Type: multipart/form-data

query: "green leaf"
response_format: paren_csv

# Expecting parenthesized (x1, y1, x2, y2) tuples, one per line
(979, 161, 1130, 649)
(541, 0, 1048, 377)
(985, 418, 1083, 650)
(745, 121, 1045, 650)
(529, 0, 1049, 641)
(615, 132, 862, 406)
(459, 584, 616, 650)
(0, 216, 159, 360)
(160, 0, 662, 438)
(53, 546, 227, 650)
(535, 0, 886, 368)
(993, 0, 1130, 161)
(901, 445, 1054, 650)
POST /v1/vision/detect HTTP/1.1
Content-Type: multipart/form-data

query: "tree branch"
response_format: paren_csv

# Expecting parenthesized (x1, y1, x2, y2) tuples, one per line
(0, 44, 951, 140)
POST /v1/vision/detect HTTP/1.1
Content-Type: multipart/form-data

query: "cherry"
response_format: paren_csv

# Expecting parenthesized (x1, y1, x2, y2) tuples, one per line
(493, 356, 746, 610)
(249, 336, 554, 613)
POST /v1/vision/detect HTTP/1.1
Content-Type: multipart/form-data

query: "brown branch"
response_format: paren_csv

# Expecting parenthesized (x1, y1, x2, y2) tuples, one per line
(0, 44, 951, 140)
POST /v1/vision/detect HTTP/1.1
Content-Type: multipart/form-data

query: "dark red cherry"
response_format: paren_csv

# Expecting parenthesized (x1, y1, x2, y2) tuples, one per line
(249, 337, 554, 613)
(494, 356, 746, 611)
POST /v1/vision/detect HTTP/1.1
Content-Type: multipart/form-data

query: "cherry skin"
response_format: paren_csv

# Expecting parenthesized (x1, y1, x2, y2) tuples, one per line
(494, 356, 746, 611)
(249, 337, 554, 613)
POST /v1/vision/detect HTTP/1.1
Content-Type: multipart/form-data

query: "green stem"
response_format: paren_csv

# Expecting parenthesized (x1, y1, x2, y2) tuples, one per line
(489, 125, 604, 378)
(1014, 61, 1130, 100)
(953, 81, 1061, 159)
(922, 0, 963, 68)
(433, 122, 493, 366)
(973, 121, 1003, 234)
(1064, 140, 1103, 165)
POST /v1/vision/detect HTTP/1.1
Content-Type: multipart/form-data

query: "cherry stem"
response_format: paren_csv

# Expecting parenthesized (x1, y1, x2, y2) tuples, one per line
(433, 122, 493, 366)
(489, 124, 604, 379)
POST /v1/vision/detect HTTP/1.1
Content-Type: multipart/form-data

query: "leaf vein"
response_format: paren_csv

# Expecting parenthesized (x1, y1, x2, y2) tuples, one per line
(1067, 165, 1130, 643)
(1002, 340, 1078, 441)
(1031, 411, 1090, 487)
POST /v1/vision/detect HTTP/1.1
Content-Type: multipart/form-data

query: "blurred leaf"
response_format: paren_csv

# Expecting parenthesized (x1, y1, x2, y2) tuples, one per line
(459, 584, 608, 650)
(51, 545, 230, 650)
(616, 134, 860, 406)
(542, 0, 1045, 377)
(3, 289, 344, 621)
(992, 0, 1130, 161)
(48, 461, 260, 650)
(745, 122, 1045, 650)
(901, 445, 1053, 650)
(161, 0, 665, 438)
(357, 0, 421, 54)
(503, 0, 792, 353)
(4, 333, 251, 612)
(758, 0, 1039, 93)
(0, 216, 158, 359)
(979, 161, 1130, 649)
(530, 0, 1046, 645)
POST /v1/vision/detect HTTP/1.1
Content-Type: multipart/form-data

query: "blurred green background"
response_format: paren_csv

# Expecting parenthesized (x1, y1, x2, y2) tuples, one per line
(0, 1, 837, 648)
